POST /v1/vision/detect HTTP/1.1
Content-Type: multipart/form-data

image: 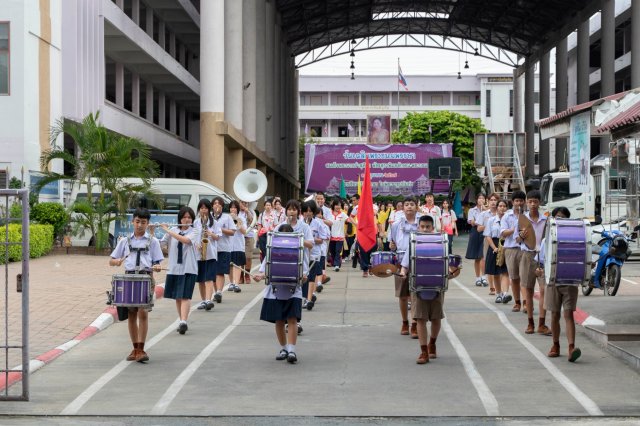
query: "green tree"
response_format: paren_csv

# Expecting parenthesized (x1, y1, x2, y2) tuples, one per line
(392, 111, 486, 191)
(35, 112, 160, 249)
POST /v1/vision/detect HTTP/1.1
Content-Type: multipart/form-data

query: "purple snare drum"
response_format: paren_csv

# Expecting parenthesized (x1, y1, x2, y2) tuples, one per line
(370, 251, 397, 277)
(448, 254, 462, 269)
(409, 232, 449, 298)
(266, 232, 304, 299)
(111, 274, 152, 307)
(544, 218, 591, 286)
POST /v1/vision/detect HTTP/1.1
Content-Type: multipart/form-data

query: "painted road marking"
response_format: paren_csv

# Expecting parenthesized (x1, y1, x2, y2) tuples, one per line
(452, 279, 603, 416)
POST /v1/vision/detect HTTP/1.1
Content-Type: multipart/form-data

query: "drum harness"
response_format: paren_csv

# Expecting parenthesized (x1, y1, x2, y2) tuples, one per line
(125, 235, 153, 275)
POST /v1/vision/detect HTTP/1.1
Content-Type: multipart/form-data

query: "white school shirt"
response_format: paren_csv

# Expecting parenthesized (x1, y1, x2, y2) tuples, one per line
(214, 212, 237, 252)
(389, 215, 420, 264)
(330, 211, 349, 240)
(500, 211, 520, 248)
(467, 206, 483, 225)
(110, 232, 164, 272)
(230, 215, 247, 252)
(161, 227, 198, 275)
(483, 215, 503, 239)
(519, 212, 547, 252)
(193, 218, 222, 261)
(239, 210, 256, 239)
(309, 217, 330, 260)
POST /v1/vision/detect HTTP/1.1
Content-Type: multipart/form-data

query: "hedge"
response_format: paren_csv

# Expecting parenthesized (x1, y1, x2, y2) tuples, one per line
(0, 224, 54, 263)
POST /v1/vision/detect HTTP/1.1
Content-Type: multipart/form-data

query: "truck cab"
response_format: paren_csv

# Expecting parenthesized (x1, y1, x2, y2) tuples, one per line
(539, 172, 594, 219)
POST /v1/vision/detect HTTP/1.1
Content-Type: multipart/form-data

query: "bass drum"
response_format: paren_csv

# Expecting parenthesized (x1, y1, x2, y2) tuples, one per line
(409, 232, 449, 298)
(265, 231, 304, 300)
(544, 218, 591, 286)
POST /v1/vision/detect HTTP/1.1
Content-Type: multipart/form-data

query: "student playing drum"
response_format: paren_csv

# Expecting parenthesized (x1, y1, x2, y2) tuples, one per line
(109, 208, 164, 362)
(398, 215, 445, 364)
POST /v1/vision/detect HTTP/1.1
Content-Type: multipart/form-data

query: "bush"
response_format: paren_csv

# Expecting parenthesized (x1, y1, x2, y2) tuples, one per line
(31, 202, 69, 237)
(9, 202, 23, 221)
(0, 224, 54, 263)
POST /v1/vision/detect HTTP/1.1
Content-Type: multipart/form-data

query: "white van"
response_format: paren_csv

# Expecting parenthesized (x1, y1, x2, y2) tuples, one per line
(68, 178, 234, 247)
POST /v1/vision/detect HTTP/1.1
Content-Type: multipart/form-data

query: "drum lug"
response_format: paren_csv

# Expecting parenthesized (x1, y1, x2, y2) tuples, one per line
(106, 290, 113, 305)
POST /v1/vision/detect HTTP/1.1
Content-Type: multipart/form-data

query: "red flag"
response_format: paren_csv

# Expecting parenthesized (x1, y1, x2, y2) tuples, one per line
(356, 156, 377, 253)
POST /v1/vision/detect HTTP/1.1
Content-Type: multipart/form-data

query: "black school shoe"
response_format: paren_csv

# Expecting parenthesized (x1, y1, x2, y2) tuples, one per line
(178, 322, 188, 335)
(287, 352, 297, 364)
(205, 300, 215, 311)
(276, 349, 288, 361)
(306, 300, 315, 311)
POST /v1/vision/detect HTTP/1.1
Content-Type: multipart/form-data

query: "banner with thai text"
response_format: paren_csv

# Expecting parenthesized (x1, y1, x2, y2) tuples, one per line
(304, 143, 453, 196)
(569, 112, 590, 193)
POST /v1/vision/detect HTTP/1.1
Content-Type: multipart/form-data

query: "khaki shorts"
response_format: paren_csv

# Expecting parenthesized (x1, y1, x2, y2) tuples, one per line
(520, 251, 540, 289)
(504, 247, 522, 280)
(411, 292, 445, 321)
(395, 274, 410, 298)
(244, 237, 255, 259)
(544, 285, 578, 312)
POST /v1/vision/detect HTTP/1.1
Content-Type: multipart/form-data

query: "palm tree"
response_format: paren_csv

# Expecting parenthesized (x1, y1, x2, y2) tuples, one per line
(35, 112, 160, 249)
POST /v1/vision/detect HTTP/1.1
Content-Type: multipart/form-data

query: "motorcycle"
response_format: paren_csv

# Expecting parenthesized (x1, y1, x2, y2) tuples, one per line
(582, 228, 635, 296)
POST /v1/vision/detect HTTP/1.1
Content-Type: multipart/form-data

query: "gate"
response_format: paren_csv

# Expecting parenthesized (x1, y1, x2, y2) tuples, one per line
(0, 189, 30, 400)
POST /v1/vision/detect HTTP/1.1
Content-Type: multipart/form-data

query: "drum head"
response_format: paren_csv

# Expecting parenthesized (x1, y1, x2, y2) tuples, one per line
(370, 263, 398, 277)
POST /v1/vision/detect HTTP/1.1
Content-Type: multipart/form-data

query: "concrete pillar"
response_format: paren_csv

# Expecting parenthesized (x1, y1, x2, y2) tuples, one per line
(200, 0, 226, 189)
(115, 62, 124, 107)
(577, 20, 590, 104)
(556, 38, 569, 169)
(169, 99, 177, 133)
(293, 66, 300, 181)
(169, 32, 176, 58)
(633, 0, 640, 88)
(601, 0, 615, 97)
(255, 0, 267, 150)
(243, 158, 256, 170)
(524, 61, 535, 178)
(273, 20, 282, 166)
(145, 6, 153, 37)
(539, 52, 550, 175)
(158, 21, 166, 50)
(179, 107, 186, 138)
(116, 0, 123, 9)
(265, 1, 275, 153)
(225, 146, 243, 197)
(158, 92, 166, 128)
(267, 171, 276, 199)
(132, 72, 140, 115)
(225, 0, 243, 130)
(512, 69, 521, 132)
(257, 164, 267, 204)
(132, 0, 140, 24)
(242, 0, 257, 142)
(145, 82, 153, 121)
(179, 44, 186, 68)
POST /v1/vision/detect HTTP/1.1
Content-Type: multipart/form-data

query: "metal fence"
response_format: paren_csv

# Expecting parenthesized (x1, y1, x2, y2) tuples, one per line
(0, 189, 30, 401)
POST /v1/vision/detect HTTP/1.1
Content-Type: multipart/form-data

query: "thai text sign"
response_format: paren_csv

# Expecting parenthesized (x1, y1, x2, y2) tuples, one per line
(304, 143, 453, 196)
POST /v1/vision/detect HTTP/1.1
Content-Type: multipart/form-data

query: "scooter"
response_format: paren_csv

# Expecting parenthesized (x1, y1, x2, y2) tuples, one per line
(582, 228, 635, 296)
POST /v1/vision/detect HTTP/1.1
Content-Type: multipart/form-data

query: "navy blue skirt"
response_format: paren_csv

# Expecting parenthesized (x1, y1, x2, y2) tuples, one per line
(197, 259, 217, 282)
(260, 298, 302, 323)
(485, 238, 508, 275)
(217, 251, 231, 275)
(164, 273, 197, 300)
(231, 251, 246, 266)
(465, 227, 485, 260)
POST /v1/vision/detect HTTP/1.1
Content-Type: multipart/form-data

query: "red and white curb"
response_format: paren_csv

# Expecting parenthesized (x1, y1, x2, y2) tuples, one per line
(0, 284, 165, 392)
(532, 291, 604, 327)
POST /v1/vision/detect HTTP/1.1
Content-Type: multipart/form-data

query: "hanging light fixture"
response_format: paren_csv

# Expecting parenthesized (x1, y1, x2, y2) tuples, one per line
(351, 39, 357, 44)
(351, 72, 355, 80)
(350, 61, 355, 69)
(457, 51, 462, 79)
(350, 49, 355, 57)
(474, 47, 479, 56)
(464, 60, 469, 69)
(457, 71, 461, 79)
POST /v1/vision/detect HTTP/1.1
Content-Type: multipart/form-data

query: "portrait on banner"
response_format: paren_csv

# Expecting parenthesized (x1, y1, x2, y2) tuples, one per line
(367, 115, 391, 145)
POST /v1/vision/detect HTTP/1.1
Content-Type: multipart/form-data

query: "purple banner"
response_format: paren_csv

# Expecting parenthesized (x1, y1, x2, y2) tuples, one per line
(304, 143, 453, 196)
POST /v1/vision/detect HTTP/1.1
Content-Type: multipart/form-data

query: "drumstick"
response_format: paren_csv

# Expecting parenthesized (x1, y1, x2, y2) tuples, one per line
(230, 262, 263, 281)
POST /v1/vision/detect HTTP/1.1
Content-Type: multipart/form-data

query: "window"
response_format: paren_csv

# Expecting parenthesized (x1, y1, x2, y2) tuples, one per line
(431, 95, 443, 105)
(458, 95, 470, 105)
(310, 95, 323, 105)
(338, 126, 348, 137)
(0, 22, 9, 95)
(552, 180, 577, 202)
(485, 89, 491, 117)
(371, 95, 383, 105)
(337, 95, 350, 105)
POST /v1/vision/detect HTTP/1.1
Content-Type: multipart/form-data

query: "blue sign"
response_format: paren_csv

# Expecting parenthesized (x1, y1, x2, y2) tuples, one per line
(30, 173, 60, 197)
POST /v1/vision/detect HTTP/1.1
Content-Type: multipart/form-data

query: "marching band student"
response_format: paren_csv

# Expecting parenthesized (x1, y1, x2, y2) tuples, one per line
(109, 208, 164, 362)
(420, 193, 441, 232)
(253, 223, 309, 364)
(194, 199, 221, 311)
(477, 194, 498, 294)
(315, 192, 333, 287)
(465, 194, 487, 287)
(399, 215, 444, 364)
(239, 200, 256, 284)
(211, 197, 238, 300)
(483, 199, 512, 304)
(500, 191, 526, 312)
(160, 207, 198, 335)
(229, 200, 248, 291)
(536, 207, 581, 362)
(518, 190, 550, 335)
(389, 196, 420, 338)
(329, 199, 350, 272)
(257, 200, 276, 262)
(302, 202, 329, 310)
(316, 207, 331, 293)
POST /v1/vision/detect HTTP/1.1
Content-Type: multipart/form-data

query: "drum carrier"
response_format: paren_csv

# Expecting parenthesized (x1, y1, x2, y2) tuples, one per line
(266, 231, 304, 299)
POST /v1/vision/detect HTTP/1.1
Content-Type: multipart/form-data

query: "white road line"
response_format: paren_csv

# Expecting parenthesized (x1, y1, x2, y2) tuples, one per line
(451, 279, 603, 416)
(621, 277, 638, 285)
(150, 291, 263, 415)
(442, 319, 500, 415)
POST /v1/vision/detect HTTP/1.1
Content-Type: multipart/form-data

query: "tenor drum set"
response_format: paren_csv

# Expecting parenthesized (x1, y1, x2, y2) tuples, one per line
(544, 217, 592, 286)
(108, 274, 154, 308)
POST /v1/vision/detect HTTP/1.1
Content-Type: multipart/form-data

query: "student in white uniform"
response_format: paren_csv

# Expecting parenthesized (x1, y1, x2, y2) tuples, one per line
(160, 206, 198, 335)
(194, 199, 221, 311)
(229, 200, 247, 291)
(212, 196, 238, 300)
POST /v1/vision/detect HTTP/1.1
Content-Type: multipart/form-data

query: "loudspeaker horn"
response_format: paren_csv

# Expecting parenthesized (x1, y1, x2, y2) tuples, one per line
(233, 168, 268, 203)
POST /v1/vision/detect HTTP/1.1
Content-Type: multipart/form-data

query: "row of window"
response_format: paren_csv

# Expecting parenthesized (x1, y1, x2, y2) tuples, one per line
(0, 22, 8, 95)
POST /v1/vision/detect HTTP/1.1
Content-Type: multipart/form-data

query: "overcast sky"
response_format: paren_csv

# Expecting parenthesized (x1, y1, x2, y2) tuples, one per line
(298, 46, 515, 77)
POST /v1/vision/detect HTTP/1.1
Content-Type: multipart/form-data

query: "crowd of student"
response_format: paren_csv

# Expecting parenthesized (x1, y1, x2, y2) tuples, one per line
(108, 189, 580, 366)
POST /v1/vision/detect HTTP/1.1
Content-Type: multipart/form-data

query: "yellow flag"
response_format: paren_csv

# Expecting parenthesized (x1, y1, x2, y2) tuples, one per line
(357, 174, 362, 195)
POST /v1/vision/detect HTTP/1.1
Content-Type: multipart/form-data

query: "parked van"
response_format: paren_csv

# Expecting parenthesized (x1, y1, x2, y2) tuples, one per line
(68, 178, 234, 247)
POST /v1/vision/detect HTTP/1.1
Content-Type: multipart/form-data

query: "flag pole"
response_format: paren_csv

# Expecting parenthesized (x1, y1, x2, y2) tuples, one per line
(397, 57, 400, 132)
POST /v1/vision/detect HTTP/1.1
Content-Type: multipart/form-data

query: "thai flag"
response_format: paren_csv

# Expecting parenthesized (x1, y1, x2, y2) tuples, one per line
(398, 66, 409, 91)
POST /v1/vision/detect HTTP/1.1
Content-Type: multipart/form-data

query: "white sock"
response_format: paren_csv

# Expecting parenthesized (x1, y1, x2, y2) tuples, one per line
(288, 344, 296, 353)
(476, 276, 481, 281)
(281, 345, 287, 351)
